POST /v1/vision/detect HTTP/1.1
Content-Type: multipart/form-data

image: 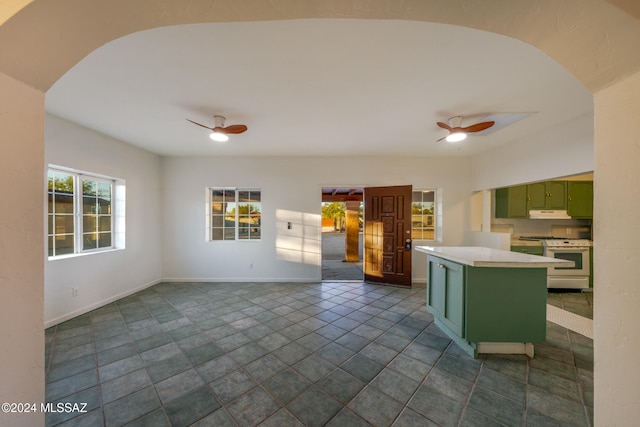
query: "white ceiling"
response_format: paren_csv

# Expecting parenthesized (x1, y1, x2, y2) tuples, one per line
(45, 19, 593, 157)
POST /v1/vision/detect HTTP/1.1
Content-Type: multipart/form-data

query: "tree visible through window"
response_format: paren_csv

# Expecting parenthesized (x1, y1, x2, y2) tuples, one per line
(322, 202, 346, 231)
(209, 188, 261, 241)
(412, 189, 436, 240)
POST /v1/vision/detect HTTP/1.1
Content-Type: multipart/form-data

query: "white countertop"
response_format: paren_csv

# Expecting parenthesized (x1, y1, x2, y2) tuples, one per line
(415, 246, 575, 268)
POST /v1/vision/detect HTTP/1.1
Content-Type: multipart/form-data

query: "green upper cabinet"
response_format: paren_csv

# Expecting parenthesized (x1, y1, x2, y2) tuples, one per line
(567, 181, 593, 218)
(527, 181, 567, 210)
(495, 180, 592, 219)
(495, 185, 528, 218)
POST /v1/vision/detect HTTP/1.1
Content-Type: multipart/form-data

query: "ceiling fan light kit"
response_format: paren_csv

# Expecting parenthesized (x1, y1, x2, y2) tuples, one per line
(209, 131, 229, 142)
(436, 115, 495, 143)
(187, 115, 248, 142)
(445, 131, 467, 143)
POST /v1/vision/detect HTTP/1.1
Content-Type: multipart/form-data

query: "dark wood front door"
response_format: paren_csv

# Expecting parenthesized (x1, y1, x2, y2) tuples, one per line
(363, 185, 412, 287)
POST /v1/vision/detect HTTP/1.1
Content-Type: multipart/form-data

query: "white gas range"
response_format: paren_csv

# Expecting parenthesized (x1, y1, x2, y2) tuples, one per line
(543, 238, 591, 289)
(519, 237, 591, 289)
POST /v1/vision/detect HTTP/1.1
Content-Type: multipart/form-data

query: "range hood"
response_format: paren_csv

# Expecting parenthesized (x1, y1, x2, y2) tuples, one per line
(529, 210, 571, 219)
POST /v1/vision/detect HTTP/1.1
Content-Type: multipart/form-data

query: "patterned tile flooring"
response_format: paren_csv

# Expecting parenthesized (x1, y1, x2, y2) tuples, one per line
(45, 282, 594, 426)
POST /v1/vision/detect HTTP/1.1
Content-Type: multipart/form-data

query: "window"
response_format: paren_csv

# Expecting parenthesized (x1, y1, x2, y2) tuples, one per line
(81, 178, 113, 250)
(208, 188, 261, 241)
(48, 170, 75, 256)
(48, 167, 121, 257)
(412, 189, 436, 240)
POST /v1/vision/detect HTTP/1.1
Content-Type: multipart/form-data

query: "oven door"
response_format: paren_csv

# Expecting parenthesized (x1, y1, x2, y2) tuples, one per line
(545, 247, 590, 276)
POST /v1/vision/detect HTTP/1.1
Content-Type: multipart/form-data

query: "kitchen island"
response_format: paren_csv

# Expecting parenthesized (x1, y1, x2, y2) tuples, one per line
(416, 246, 573, 358)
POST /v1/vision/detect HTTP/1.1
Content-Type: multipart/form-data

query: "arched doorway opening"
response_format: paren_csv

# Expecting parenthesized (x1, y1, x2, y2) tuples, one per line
(3, 2, 640, 425)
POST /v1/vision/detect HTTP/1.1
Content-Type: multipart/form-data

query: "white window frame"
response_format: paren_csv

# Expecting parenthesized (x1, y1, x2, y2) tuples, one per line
(207, 187, 261, 241)
(412, 188, 440, 241)
(47, 166, 125, 259)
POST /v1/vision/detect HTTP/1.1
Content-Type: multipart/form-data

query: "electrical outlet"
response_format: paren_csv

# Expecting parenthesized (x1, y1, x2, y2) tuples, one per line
(72, 287, 78, 297)
(566, 227, 572, 235)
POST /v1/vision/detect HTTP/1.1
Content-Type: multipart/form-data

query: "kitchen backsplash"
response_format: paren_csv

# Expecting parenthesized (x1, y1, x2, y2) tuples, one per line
(492, 218, 592, 239)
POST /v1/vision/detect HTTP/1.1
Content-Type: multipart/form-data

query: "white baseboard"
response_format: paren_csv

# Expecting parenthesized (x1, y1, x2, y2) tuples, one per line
(45, 278, 162, 328)
(160, 277, 320, 283)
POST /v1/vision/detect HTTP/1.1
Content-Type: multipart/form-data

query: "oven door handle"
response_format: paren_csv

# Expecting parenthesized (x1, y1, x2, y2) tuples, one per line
(546, 247, 589, 253)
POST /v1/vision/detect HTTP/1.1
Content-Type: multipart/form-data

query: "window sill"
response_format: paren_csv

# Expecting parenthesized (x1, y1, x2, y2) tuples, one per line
(207, 240, 262, 243)
(47, 247, 124, 261)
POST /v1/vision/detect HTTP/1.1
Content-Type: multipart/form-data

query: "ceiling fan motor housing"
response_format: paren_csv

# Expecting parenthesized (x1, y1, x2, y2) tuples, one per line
(213, 115, 226, 128)
(449, 116, 463, 128)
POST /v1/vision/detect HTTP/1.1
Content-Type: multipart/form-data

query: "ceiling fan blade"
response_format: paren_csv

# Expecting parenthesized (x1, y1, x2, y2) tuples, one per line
(222, 124, 248, 134)
(186, 119, 214, 131)
(436, 121, 453, 131)
(462, 121, 495, 133)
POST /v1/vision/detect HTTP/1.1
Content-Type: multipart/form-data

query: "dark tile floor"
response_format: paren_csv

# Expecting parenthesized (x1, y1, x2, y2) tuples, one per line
(547, 290, 594, 319)
(45, 282, 593, 426)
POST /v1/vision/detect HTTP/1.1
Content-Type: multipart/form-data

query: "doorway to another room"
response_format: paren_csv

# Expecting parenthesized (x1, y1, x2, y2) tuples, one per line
(321, 187, 364, 281)
(320, 185, 414, 287)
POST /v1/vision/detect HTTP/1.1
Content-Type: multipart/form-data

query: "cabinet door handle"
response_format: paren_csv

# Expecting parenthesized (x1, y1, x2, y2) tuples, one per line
(438, 263, 445, 269)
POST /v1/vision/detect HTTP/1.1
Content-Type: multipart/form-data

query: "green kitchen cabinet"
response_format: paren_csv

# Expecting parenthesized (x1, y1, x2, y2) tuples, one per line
(427, 257, 465, 336)
(567, 181, 593, 218)
(511, 245, 544, 256)
(528, 181, 567, 210)
(426, 255, 547, 358)
(495, 185, 528, 218)
(464, 266, 547, 343)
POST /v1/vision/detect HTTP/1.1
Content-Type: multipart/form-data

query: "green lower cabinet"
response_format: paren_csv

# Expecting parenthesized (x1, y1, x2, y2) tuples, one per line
(510, 245, 544, 256)
(464, 267, 547, 343)
(427, 257, 465, 336)
(426, 256, 547, 358)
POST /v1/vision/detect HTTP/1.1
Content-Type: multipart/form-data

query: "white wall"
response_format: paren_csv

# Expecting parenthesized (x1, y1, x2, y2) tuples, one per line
(0, 71, 45, 427)
(161, 155, 474, 283)
(44, 115, 162, 326)
(42, 118, 473, 321)
(593, 70, 640, 424)
(471, 114, 594, 191)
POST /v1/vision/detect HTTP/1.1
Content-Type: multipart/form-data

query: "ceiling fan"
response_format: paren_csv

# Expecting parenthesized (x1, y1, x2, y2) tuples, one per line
(436, 116, 495, 142)
(187, 115, 248, 142)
